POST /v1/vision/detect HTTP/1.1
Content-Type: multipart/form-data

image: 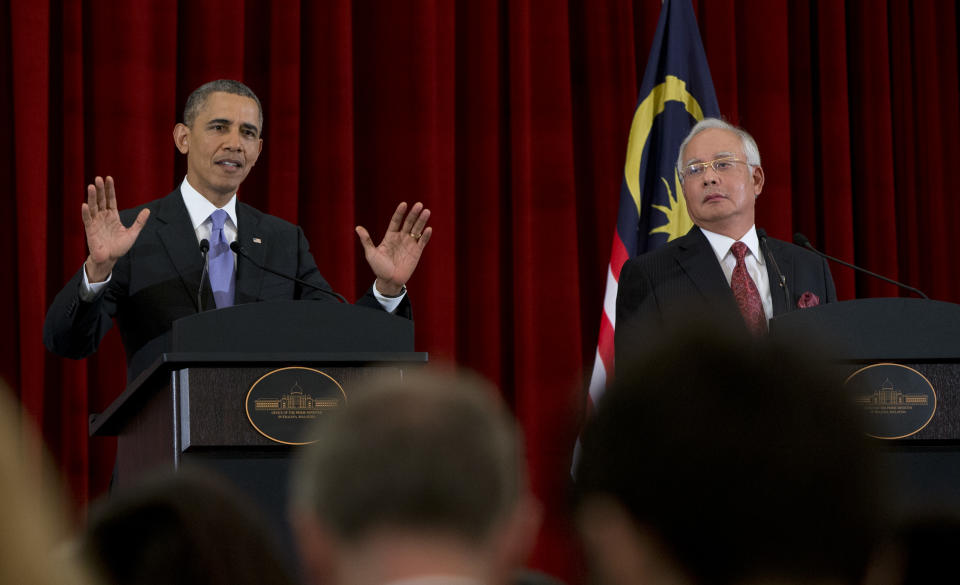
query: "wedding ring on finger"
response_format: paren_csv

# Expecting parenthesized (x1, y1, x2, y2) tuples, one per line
(410, 231, 422, 240)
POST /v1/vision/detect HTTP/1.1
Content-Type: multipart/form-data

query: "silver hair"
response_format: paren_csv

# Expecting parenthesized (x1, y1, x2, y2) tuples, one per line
(676, 117, 761, 177)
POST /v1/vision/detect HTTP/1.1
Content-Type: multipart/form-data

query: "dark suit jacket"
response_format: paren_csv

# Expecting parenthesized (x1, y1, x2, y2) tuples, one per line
(615, 226, 836, 366)
(43, 189, 410, 380)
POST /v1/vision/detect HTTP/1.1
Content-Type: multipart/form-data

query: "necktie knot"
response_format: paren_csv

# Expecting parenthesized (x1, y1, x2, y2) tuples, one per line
(731, 241, 749, 262)
(730, 240, 765, 336)
(210, 209, 228, 231)
(207, 209, 234, 309)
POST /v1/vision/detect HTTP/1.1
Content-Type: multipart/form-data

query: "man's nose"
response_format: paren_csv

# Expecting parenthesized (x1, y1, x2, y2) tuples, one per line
(225, 129, 243, 150)
(701, 167, 720, 184)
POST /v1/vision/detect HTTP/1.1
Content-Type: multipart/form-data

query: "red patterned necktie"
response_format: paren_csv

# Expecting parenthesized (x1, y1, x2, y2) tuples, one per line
(730, 241, 766, 336)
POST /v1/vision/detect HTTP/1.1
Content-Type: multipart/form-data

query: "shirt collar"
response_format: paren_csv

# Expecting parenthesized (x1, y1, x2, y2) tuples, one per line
(700, 225, 764, 265)
(179, 177, 238, 230)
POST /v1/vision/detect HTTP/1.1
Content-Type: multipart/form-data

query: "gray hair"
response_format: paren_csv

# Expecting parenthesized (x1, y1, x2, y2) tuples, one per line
(183, 79, 263, 130)
(290, 370, 524, 544)
(676, 118, 761, 177)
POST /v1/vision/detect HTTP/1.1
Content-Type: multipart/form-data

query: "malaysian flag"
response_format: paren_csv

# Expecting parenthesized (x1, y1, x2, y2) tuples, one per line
(575, 0, 720, 469)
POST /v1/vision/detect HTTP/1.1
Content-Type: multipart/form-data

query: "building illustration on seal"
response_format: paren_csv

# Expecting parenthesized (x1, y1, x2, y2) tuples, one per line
(853, 378, 928, 408)
(254, 381, 341, 414)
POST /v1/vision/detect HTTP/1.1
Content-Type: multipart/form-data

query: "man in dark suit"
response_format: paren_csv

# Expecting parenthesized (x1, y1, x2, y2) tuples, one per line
(615, 118, 835, 365)
(44, 79, 432, 380)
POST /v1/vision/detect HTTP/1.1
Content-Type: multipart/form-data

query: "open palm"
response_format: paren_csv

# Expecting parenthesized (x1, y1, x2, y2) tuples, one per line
(355, 202, 432, 296)
(82, 176, 150, 281)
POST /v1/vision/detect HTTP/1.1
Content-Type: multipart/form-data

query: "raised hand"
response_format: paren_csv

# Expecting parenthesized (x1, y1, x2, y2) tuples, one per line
(355, 202, 432, 296)
(81, 176, 150, 282)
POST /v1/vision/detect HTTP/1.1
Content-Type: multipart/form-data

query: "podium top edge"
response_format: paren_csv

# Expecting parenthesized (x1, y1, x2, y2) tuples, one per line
(89, 351, 428, 437)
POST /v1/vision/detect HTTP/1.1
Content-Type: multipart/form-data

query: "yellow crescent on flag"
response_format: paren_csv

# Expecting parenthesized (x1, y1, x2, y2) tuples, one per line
(622, 75, 706, 240)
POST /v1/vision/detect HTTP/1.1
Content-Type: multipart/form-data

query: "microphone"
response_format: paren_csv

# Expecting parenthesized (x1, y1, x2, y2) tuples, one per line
(229, 241, 347, 303)
(793, 233, 928, 299)
(757, 228, 791, 310)
(197, 239, 210, 312)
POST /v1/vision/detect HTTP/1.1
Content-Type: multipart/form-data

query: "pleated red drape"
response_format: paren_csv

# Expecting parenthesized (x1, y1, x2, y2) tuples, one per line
(3, 1, 959, 582)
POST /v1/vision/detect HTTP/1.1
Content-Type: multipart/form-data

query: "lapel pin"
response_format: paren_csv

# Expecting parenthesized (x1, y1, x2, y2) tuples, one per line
(252, 237, 262, 244)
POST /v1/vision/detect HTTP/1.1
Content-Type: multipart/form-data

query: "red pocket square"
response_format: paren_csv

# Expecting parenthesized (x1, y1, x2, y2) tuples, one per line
(797, 291, 820, 309)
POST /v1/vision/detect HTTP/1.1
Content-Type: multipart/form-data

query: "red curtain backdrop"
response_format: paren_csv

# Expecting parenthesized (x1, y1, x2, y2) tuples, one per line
(3, 0, 959, 581)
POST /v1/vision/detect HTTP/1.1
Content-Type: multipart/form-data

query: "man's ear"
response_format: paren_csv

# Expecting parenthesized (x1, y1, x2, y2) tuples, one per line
(493, 492, 543, 576)
(752, 165, 765, 198)
(173, 123, 190, 154)
(291, 513, 339, 585)
(577, 496, 690, 585)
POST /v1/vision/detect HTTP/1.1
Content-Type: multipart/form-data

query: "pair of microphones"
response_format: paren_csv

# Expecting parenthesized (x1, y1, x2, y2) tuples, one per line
(197, 238, 346, 312)
(758, 229, 928, 302)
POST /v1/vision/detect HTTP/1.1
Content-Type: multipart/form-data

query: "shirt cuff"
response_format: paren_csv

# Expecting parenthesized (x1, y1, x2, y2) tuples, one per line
(372, 281, 406, 313)
(79, 265, 111, 302)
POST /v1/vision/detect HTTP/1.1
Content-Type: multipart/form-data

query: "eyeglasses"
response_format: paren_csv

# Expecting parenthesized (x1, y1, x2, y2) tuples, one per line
(681, 157, 749, 180)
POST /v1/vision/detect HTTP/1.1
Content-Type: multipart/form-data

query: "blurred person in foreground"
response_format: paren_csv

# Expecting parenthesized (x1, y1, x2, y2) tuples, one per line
(290, 371, 542, 585)
(865, 514, 960, 585)
(79, 467, 296, 585)
(575, 326, 883, 585)
(0, 383, 97, 585)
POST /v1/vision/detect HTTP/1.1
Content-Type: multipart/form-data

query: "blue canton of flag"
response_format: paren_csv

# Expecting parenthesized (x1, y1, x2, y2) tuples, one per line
(575, 0, 721, 472)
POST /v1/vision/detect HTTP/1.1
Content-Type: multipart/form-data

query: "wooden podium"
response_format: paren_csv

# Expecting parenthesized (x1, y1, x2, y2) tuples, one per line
(89, 300, 427, 558)
(771, 298, 960, 517)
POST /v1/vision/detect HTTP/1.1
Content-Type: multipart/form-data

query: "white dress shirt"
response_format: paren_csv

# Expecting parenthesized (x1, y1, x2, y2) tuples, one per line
(181, 177, 239, 249)
(81, 177, 405, 312)
(699, 225, 773, 321)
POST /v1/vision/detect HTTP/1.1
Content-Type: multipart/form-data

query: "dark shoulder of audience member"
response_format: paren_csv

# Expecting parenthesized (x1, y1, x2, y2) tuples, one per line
(80, 467, 297, 585)
(575, 325, 883, 585)
(867, 514, 960, 585)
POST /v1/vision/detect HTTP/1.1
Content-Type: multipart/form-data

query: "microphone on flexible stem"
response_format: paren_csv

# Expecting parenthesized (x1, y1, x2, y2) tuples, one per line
(793, 233, 928, 299)
(229, 241, 347, 303)
(757, 228, 791, 310)
(197, 238, 210, 312)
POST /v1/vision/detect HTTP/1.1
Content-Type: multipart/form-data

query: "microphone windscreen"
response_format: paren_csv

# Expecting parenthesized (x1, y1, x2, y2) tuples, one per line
(199, 238, 210, 253)
(793, 233, 810, 247)
(229, 241, 242, 253)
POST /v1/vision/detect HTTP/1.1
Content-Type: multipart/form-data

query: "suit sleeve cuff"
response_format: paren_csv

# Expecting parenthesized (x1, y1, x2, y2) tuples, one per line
(372, 281, 406, 313)
(80, 265, 111, 302)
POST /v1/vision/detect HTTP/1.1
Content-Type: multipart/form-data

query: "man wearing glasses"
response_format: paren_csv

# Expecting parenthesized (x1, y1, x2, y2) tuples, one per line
(615, 118, 836, 364)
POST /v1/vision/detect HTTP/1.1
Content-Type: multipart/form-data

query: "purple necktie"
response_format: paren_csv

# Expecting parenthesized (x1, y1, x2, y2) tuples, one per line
(208, 209, 235, 308)
(731, 241, 765, 336)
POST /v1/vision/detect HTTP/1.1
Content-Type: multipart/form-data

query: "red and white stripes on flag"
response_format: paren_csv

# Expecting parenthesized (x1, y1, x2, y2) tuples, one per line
(573, 0, 720, 472)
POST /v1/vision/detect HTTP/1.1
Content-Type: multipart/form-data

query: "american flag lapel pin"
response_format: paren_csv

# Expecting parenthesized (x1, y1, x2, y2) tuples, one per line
(252, 237, 262, 244)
